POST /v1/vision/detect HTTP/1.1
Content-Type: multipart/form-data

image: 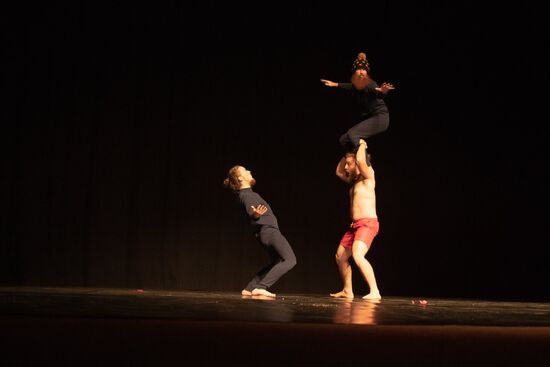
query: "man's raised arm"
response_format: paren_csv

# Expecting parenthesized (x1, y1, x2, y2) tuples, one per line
(356, 139, 375, 181)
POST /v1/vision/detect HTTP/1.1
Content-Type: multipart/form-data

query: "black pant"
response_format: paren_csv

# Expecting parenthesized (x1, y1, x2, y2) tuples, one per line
(244, 227, 297, 291)
(339, 113, 389, 152)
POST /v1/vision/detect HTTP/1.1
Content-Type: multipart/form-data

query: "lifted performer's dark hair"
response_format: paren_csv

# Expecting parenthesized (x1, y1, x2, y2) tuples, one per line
(351, 52, 370, 74)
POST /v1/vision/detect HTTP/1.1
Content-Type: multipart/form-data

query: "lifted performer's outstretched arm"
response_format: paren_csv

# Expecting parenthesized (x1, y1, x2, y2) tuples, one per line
(375, 82, 395, 94)
(320, 79, 338, 87)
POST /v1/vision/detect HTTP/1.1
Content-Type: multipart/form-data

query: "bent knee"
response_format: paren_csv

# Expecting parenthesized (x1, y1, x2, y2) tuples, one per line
(352, 250, 368, 262)
(285, 256, 297, 268)
(339, 134, 349, 145)
(335, 253, 347, 264)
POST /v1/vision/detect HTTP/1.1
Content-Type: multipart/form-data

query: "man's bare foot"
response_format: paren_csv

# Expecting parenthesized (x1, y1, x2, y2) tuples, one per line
(362, 291, 381, 300)
(251, 288, 276, 297)
(330, 290, 354, 299)
(241, 289, 252, 296)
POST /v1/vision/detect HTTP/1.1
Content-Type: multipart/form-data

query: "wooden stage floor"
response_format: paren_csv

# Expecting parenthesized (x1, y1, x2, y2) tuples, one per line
(1, 286, 549, 366)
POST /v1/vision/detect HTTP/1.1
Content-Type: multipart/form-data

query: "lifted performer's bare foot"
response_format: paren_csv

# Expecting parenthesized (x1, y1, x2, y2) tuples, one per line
(252, 288, 276, 297)
(362, 291, 381, 300)
(241, 289, 252, 296)
(330, 290, 354, 299)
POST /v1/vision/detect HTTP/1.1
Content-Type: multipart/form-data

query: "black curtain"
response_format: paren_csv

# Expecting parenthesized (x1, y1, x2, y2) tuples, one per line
(1, 2, 548, 300)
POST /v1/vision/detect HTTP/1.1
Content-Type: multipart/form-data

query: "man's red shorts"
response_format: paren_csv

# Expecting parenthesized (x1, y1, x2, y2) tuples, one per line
(339, 218, 379, 249)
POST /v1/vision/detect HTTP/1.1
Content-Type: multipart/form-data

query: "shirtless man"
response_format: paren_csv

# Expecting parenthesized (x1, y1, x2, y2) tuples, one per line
(330, 139, 381, 300)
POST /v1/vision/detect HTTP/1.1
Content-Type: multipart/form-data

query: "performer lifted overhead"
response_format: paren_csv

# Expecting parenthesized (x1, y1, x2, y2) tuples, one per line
(321, 52, 395, 153)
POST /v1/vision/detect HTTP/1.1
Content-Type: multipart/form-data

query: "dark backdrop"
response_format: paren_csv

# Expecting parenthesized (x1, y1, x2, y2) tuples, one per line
(1, 2, 547, 300)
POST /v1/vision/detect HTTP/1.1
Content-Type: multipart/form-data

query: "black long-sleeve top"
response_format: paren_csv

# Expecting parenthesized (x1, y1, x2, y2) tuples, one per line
(339, 79, 389, 118)
(238, 188, 279, 232)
